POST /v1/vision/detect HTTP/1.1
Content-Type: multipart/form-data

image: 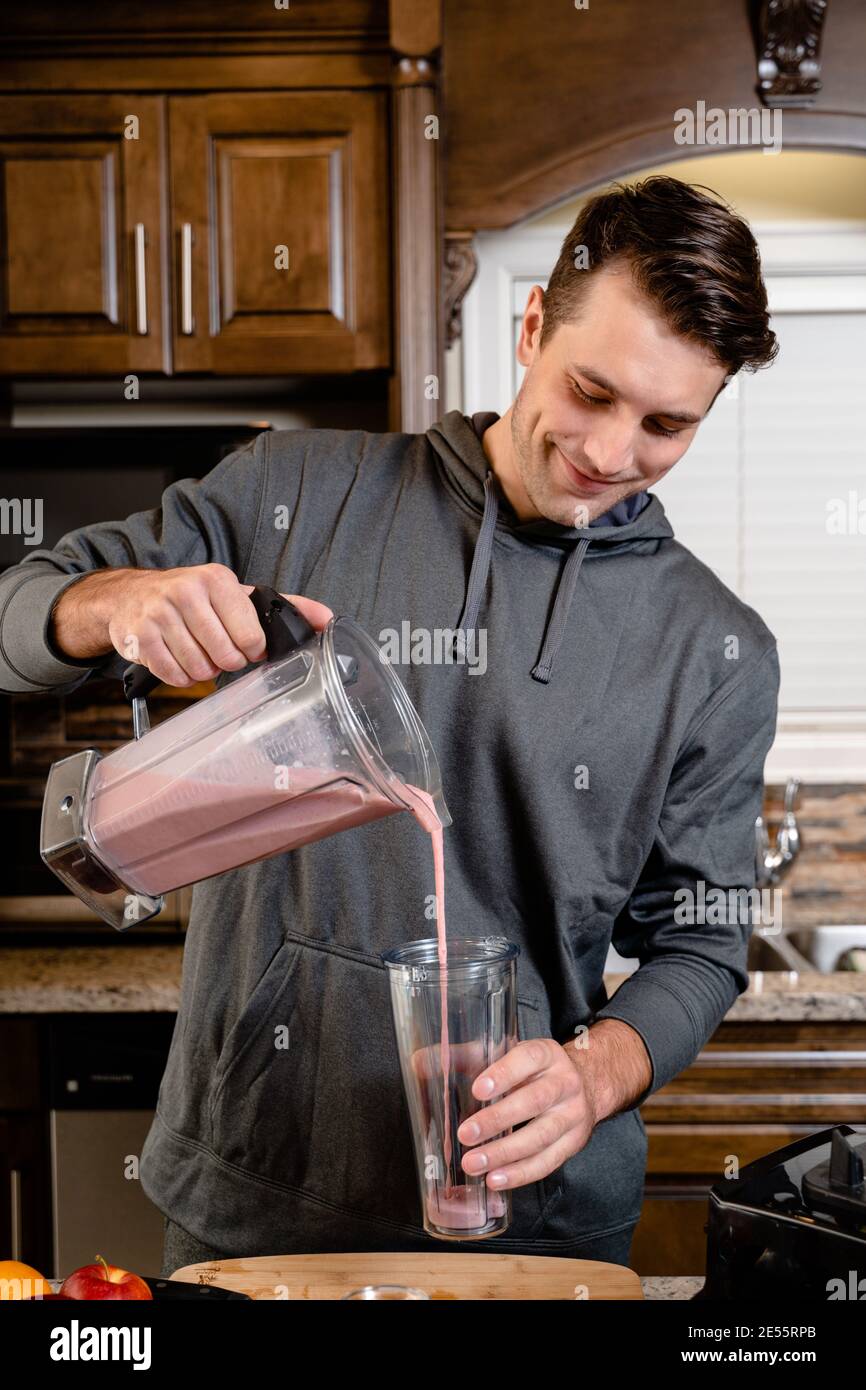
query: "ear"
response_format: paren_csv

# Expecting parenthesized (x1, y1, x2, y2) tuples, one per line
(516, 285, 546, 367)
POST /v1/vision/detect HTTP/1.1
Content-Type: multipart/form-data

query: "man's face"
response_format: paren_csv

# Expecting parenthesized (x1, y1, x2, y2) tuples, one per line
(509, 259, 729, 526)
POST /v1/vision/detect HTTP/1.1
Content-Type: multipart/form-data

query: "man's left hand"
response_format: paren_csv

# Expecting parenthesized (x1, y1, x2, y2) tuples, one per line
(457, 1020, 651, 1192)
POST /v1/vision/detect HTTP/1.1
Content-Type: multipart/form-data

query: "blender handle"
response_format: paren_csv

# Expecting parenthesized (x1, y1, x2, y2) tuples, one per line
(121, 584, 317, 705)
(248, 586, 317, 659)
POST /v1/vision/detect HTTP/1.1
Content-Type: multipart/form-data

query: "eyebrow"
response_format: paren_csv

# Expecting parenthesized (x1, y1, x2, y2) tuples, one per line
(569, 364, 704, 426)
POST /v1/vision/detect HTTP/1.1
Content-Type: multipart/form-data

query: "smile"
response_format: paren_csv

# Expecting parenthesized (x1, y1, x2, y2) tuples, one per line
(553, 443, 613, 496)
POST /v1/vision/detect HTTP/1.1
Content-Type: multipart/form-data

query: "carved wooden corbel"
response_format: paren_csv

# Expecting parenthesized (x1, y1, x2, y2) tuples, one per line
(443, 233, 478, 350)
(756, 0, 829, 107)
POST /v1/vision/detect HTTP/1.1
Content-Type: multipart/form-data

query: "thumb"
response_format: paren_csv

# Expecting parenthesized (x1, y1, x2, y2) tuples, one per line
(240, 584, 334, 633)
(280, 593, 335, 631)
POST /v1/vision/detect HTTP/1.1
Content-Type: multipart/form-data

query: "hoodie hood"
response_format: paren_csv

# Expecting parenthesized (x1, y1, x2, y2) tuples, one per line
(427, 409, 675, 683)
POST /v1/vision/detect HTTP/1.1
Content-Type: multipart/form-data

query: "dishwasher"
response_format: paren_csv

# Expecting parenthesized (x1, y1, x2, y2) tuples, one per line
(47, 1013, 177, 1280)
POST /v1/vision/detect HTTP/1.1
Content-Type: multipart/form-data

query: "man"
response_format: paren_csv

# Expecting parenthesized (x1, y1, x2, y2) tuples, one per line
(0, 176, 780, 1273)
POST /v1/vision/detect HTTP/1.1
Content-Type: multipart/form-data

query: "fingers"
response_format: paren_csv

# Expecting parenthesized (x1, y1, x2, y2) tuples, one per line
(151, 615, 222, 685)
(114, 566, 335, 686)
(459, 1067, 572, 1144)
(465, 1131, 580, 1191)
(469, 1037, 559, 1104)
(460, 1101, 573, 1175)
(454, 1040, 593, 1191)
(182, 598, 253, 673)
(203, 569, 268, 664)
(134, 634, 207, 689)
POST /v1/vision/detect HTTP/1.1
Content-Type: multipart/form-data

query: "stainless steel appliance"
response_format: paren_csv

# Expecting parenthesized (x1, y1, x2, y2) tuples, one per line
(47, 1014, 175, 1280)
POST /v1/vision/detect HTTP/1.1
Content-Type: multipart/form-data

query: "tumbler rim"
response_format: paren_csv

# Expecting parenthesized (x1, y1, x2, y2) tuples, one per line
(381, 934, 519, 974)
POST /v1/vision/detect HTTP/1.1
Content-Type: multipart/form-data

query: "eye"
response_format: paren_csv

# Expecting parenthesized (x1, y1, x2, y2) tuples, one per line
(648, 421, 679, 440)
(572, 377, 683, 440)
(572, 381, 608, 407)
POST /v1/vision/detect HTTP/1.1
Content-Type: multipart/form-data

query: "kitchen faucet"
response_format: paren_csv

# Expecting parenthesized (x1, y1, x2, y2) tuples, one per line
(755, 777, 801, 887)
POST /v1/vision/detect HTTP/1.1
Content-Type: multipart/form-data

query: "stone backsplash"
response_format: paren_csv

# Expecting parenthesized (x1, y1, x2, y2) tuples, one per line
(763, 783, 866, 928)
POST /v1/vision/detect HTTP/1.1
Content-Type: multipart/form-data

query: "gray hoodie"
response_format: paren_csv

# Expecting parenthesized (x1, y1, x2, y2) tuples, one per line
(0, 410, 780, 1258)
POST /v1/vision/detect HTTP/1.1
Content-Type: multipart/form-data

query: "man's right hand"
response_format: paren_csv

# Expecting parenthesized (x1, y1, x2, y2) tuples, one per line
(49, 564, 334, 688)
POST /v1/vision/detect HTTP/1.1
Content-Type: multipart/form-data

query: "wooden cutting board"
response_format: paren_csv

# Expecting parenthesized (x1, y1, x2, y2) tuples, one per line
(170, 1252, 643, 1300)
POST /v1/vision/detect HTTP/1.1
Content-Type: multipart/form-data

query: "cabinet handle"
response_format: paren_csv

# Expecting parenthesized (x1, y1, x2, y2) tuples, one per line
(9, 1167, 22, 1262)
(134, 223, 148, 336)
(180, 223, 194, 335)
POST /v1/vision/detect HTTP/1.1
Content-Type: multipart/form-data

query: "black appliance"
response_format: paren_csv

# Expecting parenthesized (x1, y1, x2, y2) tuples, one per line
(696, 1125, 866, 1300)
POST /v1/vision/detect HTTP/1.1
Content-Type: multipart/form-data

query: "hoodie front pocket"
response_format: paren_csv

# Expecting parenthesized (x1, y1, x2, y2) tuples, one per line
(208, 936, 421, 1227)
(209, 937, 304, 1124)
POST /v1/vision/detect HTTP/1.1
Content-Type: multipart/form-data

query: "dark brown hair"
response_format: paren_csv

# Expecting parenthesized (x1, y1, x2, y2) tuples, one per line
(540, 175, 778, 376)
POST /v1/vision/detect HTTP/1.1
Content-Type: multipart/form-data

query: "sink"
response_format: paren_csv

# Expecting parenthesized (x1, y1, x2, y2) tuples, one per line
(747, 932, 811, 972)
(788, 925, 866, 973)
(748, 926, 866, 974)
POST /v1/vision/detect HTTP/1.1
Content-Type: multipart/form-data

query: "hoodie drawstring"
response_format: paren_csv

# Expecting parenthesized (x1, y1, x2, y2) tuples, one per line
(456, 469, 499, 637)
(455, 468, 592, 684)
(530, 535, 591, 684)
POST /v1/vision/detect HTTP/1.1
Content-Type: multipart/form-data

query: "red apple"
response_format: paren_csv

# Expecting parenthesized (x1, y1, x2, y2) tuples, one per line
(59, 1254, 152, 1301)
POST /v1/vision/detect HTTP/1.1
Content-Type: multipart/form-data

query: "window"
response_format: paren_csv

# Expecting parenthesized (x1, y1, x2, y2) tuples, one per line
(461, 222, 866, 778)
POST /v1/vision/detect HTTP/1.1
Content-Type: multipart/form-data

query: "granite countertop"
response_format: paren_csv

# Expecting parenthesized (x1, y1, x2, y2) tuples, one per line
(640, 1277, 704, 1300)
(0, 954, 837, 1302)
(0, 945, 183, 1012)
(604, 969, 866, 1021)
(1, 945, 866, 1015)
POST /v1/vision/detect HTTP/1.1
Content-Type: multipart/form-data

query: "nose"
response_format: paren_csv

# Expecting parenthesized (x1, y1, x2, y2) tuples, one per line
(581, 418, 634, 478)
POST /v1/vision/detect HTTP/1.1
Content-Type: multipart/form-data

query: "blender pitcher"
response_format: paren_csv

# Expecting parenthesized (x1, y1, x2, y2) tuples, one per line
(383, 936, 519, 1241)
(41, 587, 450, 931)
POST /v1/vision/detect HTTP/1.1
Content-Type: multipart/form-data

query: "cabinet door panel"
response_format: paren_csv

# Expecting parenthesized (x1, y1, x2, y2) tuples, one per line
(170, 91, 389, 373)
(6, 154, 117, 322)
(0, 95, 167, 374)
(218, 140, 336, 319)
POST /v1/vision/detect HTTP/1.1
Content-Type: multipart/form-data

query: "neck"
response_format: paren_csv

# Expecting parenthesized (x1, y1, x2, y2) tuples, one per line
(478, 408, 542, 523)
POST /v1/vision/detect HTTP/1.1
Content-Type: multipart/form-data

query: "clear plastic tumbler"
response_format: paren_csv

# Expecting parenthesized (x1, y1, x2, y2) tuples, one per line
(382, 936, 518, 1241)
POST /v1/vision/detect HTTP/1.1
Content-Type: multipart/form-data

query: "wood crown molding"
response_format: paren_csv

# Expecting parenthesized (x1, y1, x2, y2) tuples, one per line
(443, 0, 865, 231)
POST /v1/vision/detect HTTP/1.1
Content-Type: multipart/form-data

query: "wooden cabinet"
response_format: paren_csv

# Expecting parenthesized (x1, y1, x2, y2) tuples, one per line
(170, 91, 389, 374)
(631, 1019, 866, 1276)
(0, 90, 390, 376)
(0, 96, 167, 375)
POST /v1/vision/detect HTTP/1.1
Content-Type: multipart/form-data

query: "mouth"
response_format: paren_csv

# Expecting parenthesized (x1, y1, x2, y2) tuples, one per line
(553, 443, 614, 497)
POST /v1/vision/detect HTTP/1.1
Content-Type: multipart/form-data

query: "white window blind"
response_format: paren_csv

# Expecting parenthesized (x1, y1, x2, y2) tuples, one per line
(462, 222, 866, 775)
(655, 307, 866, 713)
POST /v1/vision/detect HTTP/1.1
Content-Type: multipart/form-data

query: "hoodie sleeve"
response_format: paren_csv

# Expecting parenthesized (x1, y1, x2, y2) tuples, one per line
(0, 434, 268, 695)
(592, 641, 781, 1106)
